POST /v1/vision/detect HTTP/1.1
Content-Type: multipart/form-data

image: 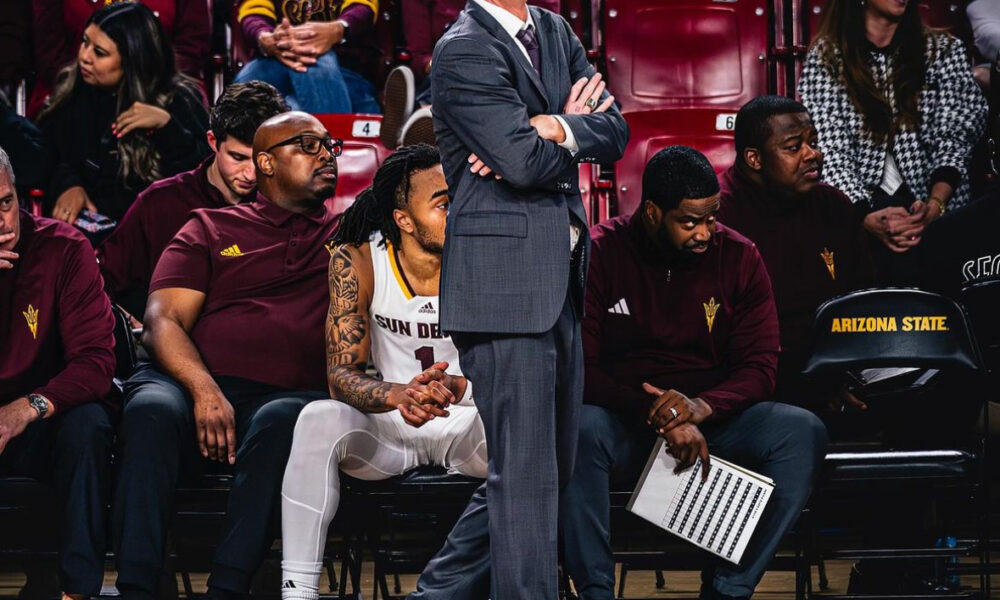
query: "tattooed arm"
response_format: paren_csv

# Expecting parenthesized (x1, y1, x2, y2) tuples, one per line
(326, 242, 385, 409)
(326, 243, 456, 421)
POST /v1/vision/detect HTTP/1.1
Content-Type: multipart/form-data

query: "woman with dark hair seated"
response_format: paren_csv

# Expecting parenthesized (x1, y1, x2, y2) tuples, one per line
(38, 2, 209, 230)
(799, 0, 987, 284)
(29, 0, 211, 118)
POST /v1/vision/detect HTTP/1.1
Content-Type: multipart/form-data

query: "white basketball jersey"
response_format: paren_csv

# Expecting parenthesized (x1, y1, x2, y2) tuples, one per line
(368, 232, 463, 386)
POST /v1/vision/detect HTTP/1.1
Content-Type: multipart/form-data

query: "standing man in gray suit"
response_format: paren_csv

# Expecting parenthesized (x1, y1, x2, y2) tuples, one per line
(410, 1, 629, 598)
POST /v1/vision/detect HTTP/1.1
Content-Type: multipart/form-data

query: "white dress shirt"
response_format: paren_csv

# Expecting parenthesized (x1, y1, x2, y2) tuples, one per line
(879, 151, 904, 196)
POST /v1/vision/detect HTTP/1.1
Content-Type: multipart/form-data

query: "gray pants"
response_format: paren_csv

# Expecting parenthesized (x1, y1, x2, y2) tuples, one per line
(561, 402, 828, 599)
(410, 295, 583, 599)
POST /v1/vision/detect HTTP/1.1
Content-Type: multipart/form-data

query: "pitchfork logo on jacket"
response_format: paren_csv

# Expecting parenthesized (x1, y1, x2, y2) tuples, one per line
(23, 304, 38, 339)
(820, 248, 836, 281)
(703, 297, 719, 333)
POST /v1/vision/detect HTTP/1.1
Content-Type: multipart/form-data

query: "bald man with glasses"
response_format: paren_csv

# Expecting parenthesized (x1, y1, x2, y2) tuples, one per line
(112, 112, 342, 600)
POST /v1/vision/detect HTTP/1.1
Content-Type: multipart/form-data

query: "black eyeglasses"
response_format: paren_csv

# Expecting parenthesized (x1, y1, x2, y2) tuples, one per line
(265, 134, 343, 157)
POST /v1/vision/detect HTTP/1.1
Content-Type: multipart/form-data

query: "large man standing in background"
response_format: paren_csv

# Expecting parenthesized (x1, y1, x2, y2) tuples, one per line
(412, 1, 628, 597)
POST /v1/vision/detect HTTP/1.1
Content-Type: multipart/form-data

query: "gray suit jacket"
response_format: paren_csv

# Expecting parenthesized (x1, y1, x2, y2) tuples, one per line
(431, 2, 629, 334)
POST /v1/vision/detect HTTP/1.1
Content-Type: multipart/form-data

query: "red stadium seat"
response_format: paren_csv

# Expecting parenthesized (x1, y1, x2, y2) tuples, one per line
(374, 0, 406, 90)
(229, 1, 253, 73)
(601, 0, 771, 113)
(313, 113, 394, 216)
(596, 0, 767, 218)
(579, 163, 599, 225)
(612, 109, 736, 217)
(563, 0, 586, 45)
(562, 0, 601, 55)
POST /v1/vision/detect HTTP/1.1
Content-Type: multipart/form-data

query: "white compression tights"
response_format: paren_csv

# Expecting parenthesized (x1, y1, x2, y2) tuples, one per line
(280, 399, 487, 599)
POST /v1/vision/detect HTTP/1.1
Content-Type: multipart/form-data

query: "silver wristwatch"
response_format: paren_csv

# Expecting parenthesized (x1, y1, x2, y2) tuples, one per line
(27, 394, 49, 419)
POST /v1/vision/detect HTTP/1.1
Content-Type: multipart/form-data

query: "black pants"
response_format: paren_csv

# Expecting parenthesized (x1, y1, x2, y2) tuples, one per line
(112, 363, 324, 597)
(867, 185, 922, 286)
(0, 402, 114, 595)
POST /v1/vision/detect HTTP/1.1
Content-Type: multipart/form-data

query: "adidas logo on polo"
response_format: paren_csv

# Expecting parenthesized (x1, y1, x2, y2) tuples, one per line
(418, 301, 436, 314)
(220, 244, 243, 257)
(608, 298, 630, 315)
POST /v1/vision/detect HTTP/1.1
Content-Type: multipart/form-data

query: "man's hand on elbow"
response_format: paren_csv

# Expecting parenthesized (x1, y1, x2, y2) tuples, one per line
(465, 115, 567, 180)
(529, 114, 567, 144)
(467, 153, 503, 180)
(562, 73, 616, 116)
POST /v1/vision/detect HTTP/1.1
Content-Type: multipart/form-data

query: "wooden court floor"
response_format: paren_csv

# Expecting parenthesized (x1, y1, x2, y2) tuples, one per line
(0, 560, 991, 599)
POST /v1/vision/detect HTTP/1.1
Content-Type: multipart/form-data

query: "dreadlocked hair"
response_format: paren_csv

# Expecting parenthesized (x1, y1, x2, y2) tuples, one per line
(331, 144, 442, 248)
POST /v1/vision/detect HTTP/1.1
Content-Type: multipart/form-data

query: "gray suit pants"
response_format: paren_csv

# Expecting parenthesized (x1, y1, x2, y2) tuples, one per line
(411, 294, 583, 599)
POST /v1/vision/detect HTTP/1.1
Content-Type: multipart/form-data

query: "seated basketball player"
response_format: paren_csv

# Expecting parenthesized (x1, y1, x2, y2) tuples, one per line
(279, 144, 487, 600)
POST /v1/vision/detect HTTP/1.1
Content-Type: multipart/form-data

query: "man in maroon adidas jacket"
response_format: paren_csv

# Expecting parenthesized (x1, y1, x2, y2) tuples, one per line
(559, 146, 827, 600)
(0, 145, 116, 599)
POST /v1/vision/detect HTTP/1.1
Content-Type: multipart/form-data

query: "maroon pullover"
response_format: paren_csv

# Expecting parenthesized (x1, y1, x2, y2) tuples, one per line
(717, 166, 873, 400)
(1, 211, 115, 411)
(583, 212, 779, 426)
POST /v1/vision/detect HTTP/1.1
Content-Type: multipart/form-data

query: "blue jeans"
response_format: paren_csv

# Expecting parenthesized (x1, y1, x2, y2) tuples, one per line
(560, 402, 828, 599)
(234, 50, 380, 114)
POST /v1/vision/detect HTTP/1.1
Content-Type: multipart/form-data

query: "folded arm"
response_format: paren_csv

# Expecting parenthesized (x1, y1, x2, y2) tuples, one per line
(432, 38, 578, 189)
(555, 16, 628, 164)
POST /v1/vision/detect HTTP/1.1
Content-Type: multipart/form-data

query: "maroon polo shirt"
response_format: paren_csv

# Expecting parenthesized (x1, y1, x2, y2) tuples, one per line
(0, 211, 116, 411)
(717, 166, 873, 393)
(149, 195, 337, 393)
(583, 212, 779, 427)
(98, 157, 236, 312)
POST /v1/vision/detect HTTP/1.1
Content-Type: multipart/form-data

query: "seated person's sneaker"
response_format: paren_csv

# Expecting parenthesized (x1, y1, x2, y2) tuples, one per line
(400, 106, 435, 147)
(380, 66, 415, 149)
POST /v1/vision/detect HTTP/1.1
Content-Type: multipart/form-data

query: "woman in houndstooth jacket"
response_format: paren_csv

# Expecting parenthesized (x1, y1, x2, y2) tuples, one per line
(799, 0, 987, 284)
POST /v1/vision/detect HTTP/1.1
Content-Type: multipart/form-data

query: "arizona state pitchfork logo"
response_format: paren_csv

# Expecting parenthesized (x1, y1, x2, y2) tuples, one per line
(820, 248, 836, 280)
(703, 297, 719, 333)
(23, 304, 38, 339)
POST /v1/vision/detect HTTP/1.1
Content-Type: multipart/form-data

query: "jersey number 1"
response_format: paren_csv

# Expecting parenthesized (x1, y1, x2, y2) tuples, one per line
(414, 346, 436, 370)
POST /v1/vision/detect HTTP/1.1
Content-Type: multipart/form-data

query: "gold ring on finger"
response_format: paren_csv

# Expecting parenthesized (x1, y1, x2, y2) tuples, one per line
(585, 97, 599, 110)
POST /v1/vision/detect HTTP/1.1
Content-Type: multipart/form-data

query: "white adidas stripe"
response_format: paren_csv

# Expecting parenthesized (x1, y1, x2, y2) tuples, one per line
(607, 298, 631, 315)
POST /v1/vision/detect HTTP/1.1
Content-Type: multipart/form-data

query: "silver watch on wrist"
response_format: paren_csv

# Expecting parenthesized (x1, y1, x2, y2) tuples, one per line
(27, 394, 49, 419)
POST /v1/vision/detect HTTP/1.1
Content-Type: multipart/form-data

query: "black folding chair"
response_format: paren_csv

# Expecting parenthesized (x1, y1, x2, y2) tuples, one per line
(339, 466, 482, 600)
(111, 302, 138, 383)
(801, 288, 989, 600)
(960, 277, 1000, 590)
